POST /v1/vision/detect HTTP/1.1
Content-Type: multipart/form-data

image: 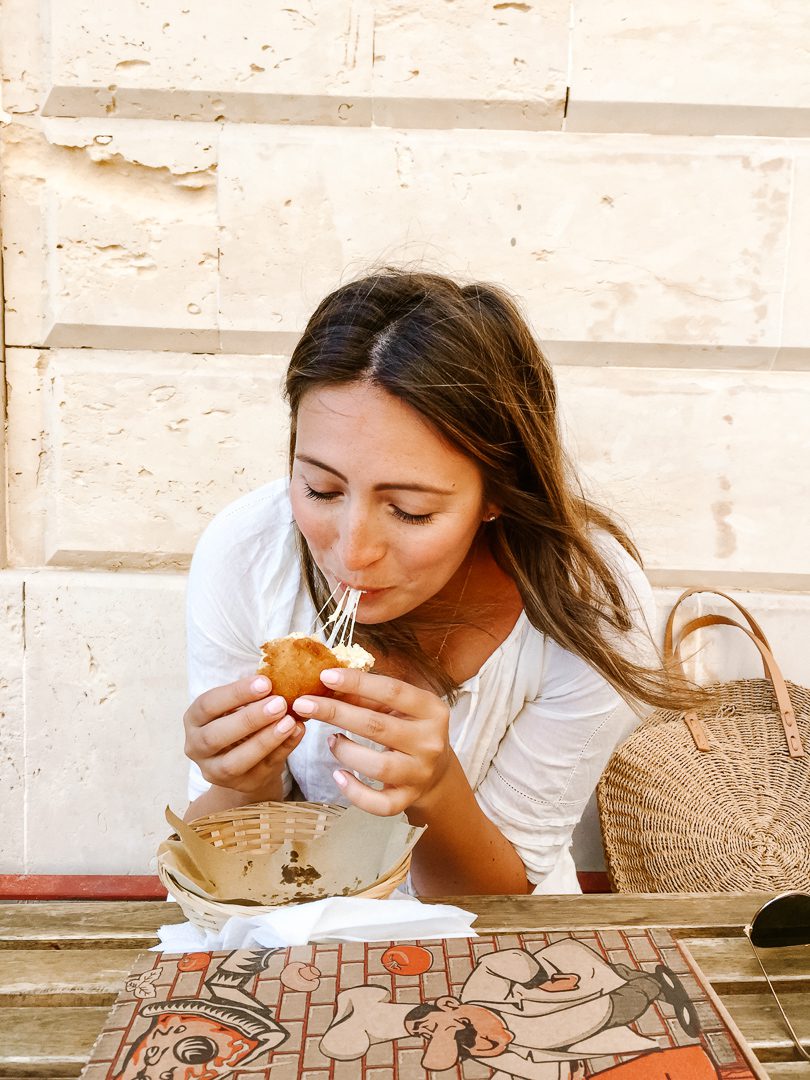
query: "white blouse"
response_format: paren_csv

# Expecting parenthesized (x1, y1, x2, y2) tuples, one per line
(186, 479, 657, 894)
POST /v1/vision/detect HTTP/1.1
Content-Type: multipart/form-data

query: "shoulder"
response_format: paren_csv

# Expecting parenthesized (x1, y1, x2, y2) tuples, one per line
(190, 477, 294, 574)
(187, 477, 302, 625)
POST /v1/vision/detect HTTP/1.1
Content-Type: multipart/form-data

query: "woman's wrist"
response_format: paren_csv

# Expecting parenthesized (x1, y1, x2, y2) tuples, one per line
(184, 771, 286, 822)
(406, 751, 468, 825)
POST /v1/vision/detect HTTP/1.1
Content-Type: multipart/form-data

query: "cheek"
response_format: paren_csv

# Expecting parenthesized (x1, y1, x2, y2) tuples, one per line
(290, 493, 330, 550)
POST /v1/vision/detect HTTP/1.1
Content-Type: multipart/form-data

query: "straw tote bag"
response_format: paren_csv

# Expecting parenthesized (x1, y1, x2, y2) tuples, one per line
(597, 588, 810, 893)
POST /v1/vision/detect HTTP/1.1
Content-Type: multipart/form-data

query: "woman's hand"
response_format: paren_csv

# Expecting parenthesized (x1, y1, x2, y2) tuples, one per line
(183, 675, 306, 801)
(292, 668, 452, 817)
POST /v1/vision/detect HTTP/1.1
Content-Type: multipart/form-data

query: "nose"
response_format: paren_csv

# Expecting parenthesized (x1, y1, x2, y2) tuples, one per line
(336, 506, 384, 573)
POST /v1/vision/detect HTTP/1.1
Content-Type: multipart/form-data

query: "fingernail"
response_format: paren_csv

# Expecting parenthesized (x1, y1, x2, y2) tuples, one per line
(320, 669, 342, 686)
(327, 733, 337, 751)
(262, 696, 285, 716)
(333, 769, 348, 788)
(277, 715, 295, 734)
(295, 697, 316, 715)
(251, 676, 270, 693)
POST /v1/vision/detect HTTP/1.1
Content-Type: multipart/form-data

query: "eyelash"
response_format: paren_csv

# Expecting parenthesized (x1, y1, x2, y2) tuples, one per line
(303, 483, 435, 525)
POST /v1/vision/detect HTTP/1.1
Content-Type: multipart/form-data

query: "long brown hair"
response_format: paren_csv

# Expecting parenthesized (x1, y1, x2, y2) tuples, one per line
(285, 268, 690, 709)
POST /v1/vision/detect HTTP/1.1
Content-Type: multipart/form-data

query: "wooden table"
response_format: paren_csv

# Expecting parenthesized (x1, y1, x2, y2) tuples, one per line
(0, 893, 807, 1078)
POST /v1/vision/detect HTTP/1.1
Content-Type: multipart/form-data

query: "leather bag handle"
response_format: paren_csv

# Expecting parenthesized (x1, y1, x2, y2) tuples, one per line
(664, 588, 771, 678)
(674, 614, 805, 759)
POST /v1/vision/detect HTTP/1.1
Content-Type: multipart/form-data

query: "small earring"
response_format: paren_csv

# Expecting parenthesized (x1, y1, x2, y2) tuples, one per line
(484, 514, 497, 522)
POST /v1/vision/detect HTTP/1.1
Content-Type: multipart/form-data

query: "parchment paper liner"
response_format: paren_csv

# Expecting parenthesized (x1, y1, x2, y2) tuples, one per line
(158, 805, 424, 906)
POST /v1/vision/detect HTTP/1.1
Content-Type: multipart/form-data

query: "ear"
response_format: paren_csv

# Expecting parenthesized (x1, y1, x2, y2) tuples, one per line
(435, 995, 461, 1011)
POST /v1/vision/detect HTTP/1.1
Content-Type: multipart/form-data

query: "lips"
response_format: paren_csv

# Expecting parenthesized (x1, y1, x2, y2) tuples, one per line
(337, 580, 387, 595)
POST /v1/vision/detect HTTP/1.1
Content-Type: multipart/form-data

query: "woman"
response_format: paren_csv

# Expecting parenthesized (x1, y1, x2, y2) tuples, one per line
(183, 270, 677, 896)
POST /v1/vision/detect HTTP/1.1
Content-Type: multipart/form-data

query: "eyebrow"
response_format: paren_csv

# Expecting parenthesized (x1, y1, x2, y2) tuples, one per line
(295, 454, 455, 496)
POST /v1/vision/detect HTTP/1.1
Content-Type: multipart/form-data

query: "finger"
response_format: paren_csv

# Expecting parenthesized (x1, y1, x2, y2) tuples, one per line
(332, 769, 412, 817)
(230, 725, 306, 789)
(205, 718, 305, 787)
(319, 668, 441, 718)
(328, 733, 407, 786)
(293, 693, 407, 749)
(190, 695, 288, 759)
(187, 675, 274, 727)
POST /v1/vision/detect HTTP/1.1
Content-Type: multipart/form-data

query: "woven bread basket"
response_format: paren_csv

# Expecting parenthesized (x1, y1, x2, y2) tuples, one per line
(158, 800, 411, 933)
(598, 589, 810, 893)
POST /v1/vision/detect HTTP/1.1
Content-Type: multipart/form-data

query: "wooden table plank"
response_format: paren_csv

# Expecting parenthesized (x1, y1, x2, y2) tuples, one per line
(0, 893, 774, 945)
(0, 950, 141, 1006)
(764, 1066, 810, 1079)
(719, 988, 810, 1063)
(441, 893, 774, 933)
(0, 996, 805, 1075)
(0, 901, 185, 949)
(4, 937, 804, 1003)
(0, 1006, 109, 1077)
(683, 936, 810, 988)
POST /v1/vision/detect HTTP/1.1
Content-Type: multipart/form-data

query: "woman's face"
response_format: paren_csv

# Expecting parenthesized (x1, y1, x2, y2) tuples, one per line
(290, 381, 497, 624)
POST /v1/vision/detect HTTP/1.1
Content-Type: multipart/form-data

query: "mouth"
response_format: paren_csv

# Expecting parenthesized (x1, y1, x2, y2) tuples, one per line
(337, 580, 387, 596)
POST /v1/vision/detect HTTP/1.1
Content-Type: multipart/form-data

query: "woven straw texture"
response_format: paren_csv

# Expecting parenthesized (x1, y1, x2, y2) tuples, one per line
(158, 801, 411, 933)
(598, 677, 810, 893)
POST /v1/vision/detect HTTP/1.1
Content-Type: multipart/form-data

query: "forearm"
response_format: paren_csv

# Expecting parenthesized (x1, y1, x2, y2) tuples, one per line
(406, 753, 532, 896)
(184, 775, 285, 823)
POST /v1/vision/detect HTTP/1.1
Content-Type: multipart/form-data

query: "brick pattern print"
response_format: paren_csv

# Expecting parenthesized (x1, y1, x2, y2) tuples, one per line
(79, 930, 759, 1080)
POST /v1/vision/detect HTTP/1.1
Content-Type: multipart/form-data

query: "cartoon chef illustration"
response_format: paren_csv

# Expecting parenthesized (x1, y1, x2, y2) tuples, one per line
(320, 938, 699, 1078)
(113, 951, 289, 1080)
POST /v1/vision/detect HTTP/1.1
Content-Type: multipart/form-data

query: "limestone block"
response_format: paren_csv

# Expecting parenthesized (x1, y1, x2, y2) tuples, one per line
(0, 362, 6, 567)
(1, 121, 219, 349)
(372, 0, 568, 129)
(40, 1, 373, 125)
(0, 0, 43, 117)
(568, 1, 810, 135)
(556, 366, 810, 587)
(23, 570, 188, 873)
(0, 573, 25, 872)
(218, 127, 791, 360)
(6, 349, 290, 570)
(780, 146, 810, 364)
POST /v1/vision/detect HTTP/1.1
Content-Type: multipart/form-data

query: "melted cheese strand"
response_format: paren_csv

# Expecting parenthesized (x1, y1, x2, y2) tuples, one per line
(312, 580, 343, 629)
(325, 587, 363, 648)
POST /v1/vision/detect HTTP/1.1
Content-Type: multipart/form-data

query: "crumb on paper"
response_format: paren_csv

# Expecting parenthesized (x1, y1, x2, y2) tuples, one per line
(281, 862, 322, 887)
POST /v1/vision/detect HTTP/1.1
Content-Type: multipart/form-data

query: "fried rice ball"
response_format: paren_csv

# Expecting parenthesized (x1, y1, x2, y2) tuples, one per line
(257, 634, 374, 719)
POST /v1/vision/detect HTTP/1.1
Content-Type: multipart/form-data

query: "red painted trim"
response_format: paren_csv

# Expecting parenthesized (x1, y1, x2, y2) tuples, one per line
(577, 871, 610, 894)
(0, 875, 168, 901)
(0, 872, 609, 900)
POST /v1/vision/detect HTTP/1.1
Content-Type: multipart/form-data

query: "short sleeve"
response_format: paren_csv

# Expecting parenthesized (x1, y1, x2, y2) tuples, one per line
(474, 537, 657, 886)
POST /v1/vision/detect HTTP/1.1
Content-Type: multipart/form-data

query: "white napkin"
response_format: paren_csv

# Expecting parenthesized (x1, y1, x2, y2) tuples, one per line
(153, 894, 477, 951)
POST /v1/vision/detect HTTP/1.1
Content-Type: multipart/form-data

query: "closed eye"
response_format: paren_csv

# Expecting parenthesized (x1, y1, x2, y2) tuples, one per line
(304, 483, 434, 525)
(304, 483, 340, 502)
(391, 506, 434, 525)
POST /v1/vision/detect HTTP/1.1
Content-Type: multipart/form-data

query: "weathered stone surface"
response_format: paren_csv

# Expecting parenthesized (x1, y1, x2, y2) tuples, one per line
(556, 366, 810, 587)
(372, 0, 568, 129)
(23, 571, 188, 873)
(568, 1, 810, 135)
(0, 573, 25, 872)
(780, 146, 810, 363)
(218, 128, 793, 360)
(6, 349, 289, 570)
(1, 121, 219, 349)
(41, 1, 374, 124)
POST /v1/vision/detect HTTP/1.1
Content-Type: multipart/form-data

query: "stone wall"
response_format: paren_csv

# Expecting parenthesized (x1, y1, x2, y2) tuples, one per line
(2, 1, 809, 873)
